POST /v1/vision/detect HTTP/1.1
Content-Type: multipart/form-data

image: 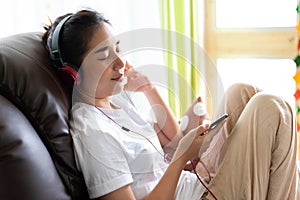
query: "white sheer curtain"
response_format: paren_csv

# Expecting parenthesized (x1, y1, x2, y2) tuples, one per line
(0, 0, 47, 37)
(1, 0, 167, 116)
(0, 0, 161, 37)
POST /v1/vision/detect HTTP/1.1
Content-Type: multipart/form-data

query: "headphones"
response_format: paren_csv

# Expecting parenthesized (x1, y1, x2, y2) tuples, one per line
(48, 15, 80, 84)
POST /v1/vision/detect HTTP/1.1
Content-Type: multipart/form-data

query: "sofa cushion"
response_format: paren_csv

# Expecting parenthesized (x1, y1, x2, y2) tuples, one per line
(0, 32, 88, 199)
(0, 95, 71, 200)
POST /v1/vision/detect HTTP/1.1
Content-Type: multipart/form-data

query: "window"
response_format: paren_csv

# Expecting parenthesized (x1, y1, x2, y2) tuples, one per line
(217, 58, 296, 107)
(216, 0, 297, 28)
(204, 0, 298, 113)
(204, 0, 299, 157)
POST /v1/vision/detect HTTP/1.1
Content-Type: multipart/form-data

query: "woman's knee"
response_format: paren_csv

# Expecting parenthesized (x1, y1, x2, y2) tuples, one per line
(225, 83, 262, 101)
(247, 92, 294, 122)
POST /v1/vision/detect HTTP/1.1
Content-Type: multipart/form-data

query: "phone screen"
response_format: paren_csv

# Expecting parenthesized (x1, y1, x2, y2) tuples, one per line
(208, 113, 229, 131)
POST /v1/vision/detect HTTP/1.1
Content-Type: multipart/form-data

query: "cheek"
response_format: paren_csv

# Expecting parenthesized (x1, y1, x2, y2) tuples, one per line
(78, 69, 101, 94)
(82, 62, 108, 82)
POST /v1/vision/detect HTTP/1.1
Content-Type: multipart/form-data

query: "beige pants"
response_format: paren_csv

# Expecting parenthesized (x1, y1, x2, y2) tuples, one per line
(201, 83, 298, 200)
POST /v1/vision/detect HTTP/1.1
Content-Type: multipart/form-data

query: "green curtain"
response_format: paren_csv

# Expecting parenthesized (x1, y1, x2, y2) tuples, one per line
(159, 0, 202, 118)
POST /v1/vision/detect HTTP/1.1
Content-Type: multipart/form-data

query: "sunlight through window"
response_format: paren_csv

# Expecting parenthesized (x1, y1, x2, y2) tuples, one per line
(216, 0, 297, 28)
(217, 58, 296, 108)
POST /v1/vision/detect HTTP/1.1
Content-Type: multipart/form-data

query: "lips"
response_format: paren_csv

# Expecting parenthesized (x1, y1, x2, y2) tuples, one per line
(111, 74, 124, 82)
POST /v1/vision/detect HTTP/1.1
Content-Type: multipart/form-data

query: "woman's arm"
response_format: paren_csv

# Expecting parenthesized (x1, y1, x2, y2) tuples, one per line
(143, 154, 188, 200)
(124, 63, 182, 146)
(98, 157, 186, 200)
(98, 125, 209, 200)
(144, 87, 182, 147)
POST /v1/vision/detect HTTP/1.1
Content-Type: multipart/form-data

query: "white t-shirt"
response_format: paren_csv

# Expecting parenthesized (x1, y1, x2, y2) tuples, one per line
(70, 94, 206, 199)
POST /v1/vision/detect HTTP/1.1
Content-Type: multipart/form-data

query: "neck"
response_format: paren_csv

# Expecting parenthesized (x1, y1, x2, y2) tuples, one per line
(74, 86, 113, 108)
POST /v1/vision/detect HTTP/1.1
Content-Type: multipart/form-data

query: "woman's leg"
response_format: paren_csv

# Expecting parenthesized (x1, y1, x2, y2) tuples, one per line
(214, 82, 262, 137)
(197, 83, 262, 178)
(207, 92, 298, 200)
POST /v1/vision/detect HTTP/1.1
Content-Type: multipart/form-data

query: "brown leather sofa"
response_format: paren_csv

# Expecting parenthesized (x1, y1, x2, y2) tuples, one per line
(0, 32, 89, 200)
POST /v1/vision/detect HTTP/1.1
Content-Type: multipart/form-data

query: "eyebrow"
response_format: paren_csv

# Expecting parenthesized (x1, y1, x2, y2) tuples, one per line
(94, 40, 120, 54)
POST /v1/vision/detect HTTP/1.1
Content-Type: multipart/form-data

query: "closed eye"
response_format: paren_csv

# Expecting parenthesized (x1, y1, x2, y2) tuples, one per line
(95, 40, 121, 60)
(97, 55, 109, 61)
(96, 50, 110, 61)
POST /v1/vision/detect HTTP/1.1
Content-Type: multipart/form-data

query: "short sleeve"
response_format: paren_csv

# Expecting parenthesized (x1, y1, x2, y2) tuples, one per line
(70, 105, 133, 199)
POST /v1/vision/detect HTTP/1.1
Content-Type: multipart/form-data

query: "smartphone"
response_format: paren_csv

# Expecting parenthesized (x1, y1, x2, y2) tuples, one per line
(208, 113, 229, 131)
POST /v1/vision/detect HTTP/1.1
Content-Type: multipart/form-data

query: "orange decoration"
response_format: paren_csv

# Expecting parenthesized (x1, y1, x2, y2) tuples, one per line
(295, 89, 300, 100)
(296, 20, 300, 34)
(293, 71, 300, 84)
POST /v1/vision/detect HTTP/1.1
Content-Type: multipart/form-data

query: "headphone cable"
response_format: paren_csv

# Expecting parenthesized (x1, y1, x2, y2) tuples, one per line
(94, 106, 165, 158)
(94, 105, 217, 200)
(190, 160, 218, 200)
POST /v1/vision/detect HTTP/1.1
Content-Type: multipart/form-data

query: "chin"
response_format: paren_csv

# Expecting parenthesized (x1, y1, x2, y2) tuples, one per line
(111, 84, 124, 95)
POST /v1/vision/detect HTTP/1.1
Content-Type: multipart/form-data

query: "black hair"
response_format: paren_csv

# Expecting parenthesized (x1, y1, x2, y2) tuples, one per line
(42, 9, 110, 68)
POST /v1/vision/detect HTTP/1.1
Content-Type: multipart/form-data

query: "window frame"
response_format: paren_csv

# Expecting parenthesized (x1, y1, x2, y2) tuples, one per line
(203, 0, 299, 157)
(204, 0, 297, 60)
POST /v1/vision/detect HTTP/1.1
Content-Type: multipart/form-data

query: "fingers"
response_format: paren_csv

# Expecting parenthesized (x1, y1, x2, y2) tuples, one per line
(125, 68, 153, 93)
(197, 123, 210, 136)
(124, 60, 133, 75)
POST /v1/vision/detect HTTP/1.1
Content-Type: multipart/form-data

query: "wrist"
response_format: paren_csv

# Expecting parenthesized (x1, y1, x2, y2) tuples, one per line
(143, 86, 157, 97)
(171, 154, 190, 168)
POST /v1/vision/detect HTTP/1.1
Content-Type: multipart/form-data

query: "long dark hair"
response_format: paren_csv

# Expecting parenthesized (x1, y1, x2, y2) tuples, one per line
(42, 9, 110, 68)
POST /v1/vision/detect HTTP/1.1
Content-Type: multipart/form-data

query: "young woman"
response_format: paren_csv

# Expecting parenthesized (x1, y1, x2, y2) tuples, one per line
(43, 9, 298, 200)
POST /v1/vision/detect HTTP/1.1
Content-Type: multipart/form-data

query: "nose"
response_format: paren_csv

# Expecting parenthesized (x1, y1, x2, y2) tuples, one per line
(112, 54, 125, 71)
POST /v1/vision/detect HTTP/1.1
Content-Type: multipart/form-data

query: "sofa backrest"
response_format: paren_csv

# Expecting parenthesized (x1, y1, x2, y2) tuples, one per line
(0, 32, 89, 200)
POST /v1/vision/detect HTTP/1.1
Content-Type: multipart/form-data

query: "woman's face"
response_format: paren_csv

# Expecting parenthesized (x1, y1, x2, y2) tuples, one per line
(78, 23, 125, 99)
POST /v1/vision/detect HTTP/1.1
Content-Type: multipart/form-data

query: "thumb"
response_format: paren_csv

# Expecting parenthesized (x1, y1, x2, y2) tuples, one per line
(171, 124, 209, 162)
(125, 60, 133, 75)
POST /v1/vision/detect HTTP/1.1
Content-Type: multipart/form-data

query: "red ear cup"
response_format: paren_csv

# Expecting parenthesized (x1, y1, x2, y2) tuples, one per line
(61, 64, 78, 81)
(57, 63, 80, 87)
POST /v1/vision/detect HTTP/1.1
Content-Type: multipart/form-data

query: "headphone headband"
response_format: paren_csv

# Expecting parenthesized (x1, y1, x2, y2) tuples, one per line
(48, 14, 80, 85)
(50, 15, 72, 64)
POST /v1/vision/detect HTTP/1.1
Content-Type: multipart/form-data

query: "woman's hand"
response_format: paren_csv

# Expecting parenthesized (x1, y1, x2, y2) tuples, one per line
(124, 61, 154, 93)
(171, 124, 210, 163)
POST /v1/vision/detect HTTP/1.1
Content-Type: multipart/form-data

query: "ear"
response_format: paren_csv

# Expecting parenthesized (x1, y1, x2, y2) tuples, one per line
(58, 63, 81, 87)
